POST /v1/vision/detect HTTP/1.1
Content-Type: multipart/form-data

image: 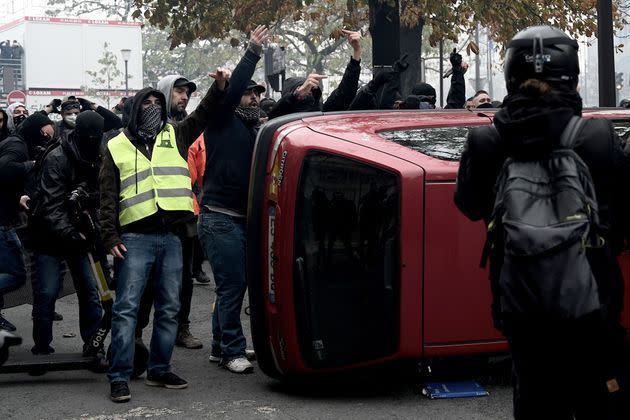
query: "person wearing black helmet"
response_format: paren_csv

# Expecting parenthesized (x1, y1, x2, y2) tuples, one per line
(455, 26, 629, 418)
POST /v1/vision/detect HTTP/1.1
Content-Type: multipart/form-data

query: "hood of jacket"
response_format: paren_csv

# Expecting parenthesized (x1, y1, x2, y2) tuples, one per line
(157, 74, 188, 122)
(0, 109, 8, 141)
(282, 77, 323, 112)
(6, 102, 26, 133)
(127, 87, 167, 143)
(493, 87, 582, 159)
(17, 112, 53, 159)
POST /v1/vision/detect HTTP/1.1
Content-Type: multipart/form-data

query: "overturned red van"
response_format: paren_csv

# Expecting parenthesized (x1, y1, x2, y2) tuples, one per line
(246, 109, 630, 378)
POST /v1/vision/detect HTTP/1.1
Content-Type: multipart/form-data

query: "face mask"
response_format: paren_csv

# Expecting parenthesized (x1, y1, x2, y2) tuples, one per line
(477, 102, 493, 109)
(64, 114, 78, 128)
(13, 114, 26, 127)
(137, 104, 162, 141)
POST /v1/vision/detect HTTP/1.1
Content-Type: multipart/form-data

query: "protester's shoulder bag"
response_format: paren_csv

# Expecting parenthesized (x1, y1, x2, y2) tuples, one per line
(482, 116, 603, 319)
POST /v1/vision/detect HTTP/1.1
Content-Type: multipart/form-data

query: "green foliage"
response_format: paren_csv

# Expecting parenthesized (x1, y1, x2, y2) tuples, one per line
(86, 42, 124, 107)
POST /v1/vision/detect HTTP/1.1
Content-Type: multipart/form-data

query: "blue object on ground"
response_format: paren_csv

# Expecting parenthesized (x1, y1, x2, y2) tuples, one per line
(422, 380, 489, 399)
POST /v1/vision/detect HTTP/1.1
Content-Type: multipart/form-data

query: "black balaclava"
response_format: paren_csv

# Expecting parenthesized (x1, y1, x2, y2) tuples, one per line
(137, 104, 162, 142)
(75, 111, 104, 162)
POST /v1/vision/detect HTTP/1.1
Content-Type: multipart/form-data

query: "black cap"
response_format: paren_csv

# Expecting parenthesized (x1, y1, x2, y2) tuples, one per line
(411, 82, 436, 98)
(174, 77, 197, 95)
(245, 80, 266, 95)
(76, 111, 104, 140)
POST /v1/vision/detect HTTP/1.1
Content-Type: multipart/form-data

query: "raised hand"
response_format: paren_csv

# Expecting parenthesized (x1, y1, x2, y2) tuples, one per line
(249, 25, 269, 47)
(209, 67, 232, 91)
(341, 29, 362, 60)
(294, 73, 327, 100)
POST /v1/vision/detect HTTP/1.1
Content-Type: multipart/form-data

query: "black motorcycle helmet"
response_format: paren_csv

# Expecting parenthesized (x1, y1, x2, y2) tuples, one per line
(504, 26, 580, 94)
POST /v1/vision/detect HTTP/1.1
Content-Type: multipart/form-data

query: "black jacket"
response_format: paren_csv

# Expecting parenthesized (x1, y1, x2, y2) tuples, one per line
(54, 105, 122, 139)
(0, 134, 30, 227)
(455, 91, 630, 321)
(201, 47, 262, 215)
(268, 57, 361, 119)
(99, 84, 226, 250)
(29, 133, 100, 255)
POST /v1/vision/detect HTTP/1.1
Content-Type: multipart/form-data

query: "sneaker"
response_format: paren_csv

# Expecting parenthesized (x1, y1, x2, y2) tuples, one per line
(0, 313, 16, 332)
(53, 311, 63, 321)
(221, 357, 254, 374)
(193, 271, 211, 284)
(145, 371, 188, 389)
(110, 381, 131, 403)
(176, 327, 203, 349)
(209, 349, 255, 363)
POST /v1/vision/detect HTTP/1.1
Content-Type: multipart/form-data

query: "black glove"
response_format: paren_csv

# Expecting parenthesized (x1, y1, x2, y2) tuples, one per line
(77, 97, 95, 112)
(48, 99, 62, 114)
(367, 70, 395, 92)
(393, 54, 409, 73)
(449, 49, 462, 68)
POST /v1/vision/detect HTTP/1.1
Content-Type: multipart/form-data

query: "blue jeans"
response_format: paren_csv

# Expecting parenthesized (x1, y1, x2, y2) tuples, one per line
(0, 228, 26, 303)
(108, 232, 182, 383)
(32, 253, 102, 353)
(198, 211, 247, 359)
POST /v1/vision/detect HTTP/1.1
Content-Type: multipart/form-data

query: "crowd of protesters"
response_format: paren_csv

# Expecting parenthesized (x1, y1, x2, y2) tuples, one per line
(3, 22, 627, 409)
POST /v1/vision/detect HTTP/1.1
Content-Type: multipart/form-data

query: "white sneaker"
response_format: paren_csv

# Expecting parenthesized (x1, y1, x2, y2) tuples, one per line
(209, 349, 255, 363)
(222, 357, 254, 374)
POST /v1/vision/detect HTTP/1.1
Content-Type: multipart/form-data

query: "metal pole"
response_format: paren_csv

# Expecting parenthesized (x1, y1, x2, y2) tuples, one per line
(475, 24, 481, 91)
(487, 34, 494, 99)
(439, 40, 444, 108)
(124, 60, 129, 96)
(597, 0, 615, 107)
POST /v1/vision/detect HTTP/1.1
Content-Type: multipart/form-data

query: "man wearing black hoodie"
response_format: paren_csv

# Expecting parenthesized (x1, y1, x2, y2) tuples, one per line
(455, 26, 629, 419)
(28, 112, 106, 356)
(99, 27, 259, 399)
(267, 29, 362, 119)
(0, 106, 25, 331)
(198, 25, 269, 374)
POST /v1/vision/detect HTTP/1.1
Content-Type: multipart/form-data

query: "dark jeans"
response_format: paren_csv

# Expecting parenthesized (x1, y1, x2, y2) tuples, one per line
(32, 253, 102, 352)
(108, 232, 182, 383)
(135, 235, 193, 336)
(0, 227, 26, 304)
(192, 236, 206, 275)
(507, 312, 623, 420)
(198, 211, 247, 359)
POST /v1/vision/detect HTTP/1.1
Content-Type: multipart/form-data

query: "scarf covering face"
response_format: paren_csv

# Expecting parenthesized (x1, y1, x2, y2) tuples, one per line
(137, 104, 163, 142)
(235, 106, 261, 128)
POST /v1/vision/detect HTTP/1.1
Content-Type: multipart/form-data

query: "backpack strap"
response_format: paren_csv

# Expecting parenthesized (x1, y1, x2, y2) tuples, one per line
(558, 116, 584, 149)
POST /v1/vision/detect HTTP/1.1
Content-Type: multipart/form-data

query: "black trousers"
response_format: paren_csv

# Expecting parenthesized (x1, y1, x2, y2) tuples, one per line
(506, 312, 626, 420)
(135, 235, 194, 337)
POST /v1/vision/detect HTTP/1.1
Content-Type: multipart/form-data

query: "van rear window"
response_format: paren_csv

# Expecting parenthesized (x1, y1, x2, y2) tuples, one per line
(378, 127, 472, 161)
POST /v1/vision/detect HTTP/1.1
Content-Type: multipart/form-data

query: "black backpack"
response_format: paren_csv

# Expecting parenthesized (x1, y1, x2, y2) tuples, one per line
(483, 116, 603, 319)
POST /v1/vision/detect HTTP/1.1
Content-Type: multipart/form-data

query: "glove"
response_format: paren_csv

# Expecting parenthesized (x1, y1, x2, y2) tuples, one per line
(367, 70, 395, 92)
(48, 99, 62, 114)
(77, 97, 95, 111)
(449, 49, 462, 68)
(393, 54, 409, 73)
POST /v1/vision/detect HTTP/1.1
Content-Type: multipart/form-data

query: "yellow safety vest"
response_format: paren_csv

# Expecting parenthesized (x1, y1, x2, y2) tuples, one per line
(107, 124, 194, 226)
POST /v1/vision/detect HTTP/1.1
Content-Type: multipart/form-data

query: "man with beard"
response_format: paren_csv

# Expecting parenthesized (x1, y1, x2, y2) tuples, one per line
(198, 29, 270, 375)
(0, 113, 54, 332)
(99, 27, 269, 402)
(28, 112, 106, 356)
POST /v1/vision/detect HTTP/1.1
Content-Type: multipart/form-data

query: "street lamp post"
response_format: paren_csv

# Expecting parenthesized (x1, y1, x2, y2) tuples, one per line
(120, 48, 131, 97)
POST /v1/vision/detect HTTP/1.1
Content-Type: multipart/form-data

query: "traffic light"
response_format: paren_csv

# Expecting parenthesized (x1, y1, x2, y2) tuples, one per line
(616, 72, 624, 90)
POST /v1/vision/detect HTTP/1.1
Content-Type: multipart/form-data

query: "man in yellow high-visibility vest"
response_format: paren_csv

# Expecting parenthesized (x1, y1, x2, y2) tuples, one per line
(99, 26, 268, 402)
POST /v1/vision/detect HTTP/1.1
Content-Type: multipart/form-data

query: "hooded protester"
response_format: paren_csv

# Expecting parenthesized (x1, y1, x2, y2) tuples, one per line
(6, 102, 29, 134)
(455, 26, 629, 418)
(47, 97, 123, 140)
(28, 111, 106, 357)
(267, 30, 362, 119)
(99, 49, 231, 402)
(0, 108, 8, 142)
(157, 75, 197, 122)
(0, 112, 53, 332)
(197, 25, 269, 376)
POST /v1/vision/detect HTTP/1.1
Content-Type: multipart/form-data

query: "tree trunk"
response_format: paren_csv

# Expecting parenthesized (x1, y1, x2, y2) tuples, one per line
(399, 17, 424, 97)
(369, 0, 425, 97)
